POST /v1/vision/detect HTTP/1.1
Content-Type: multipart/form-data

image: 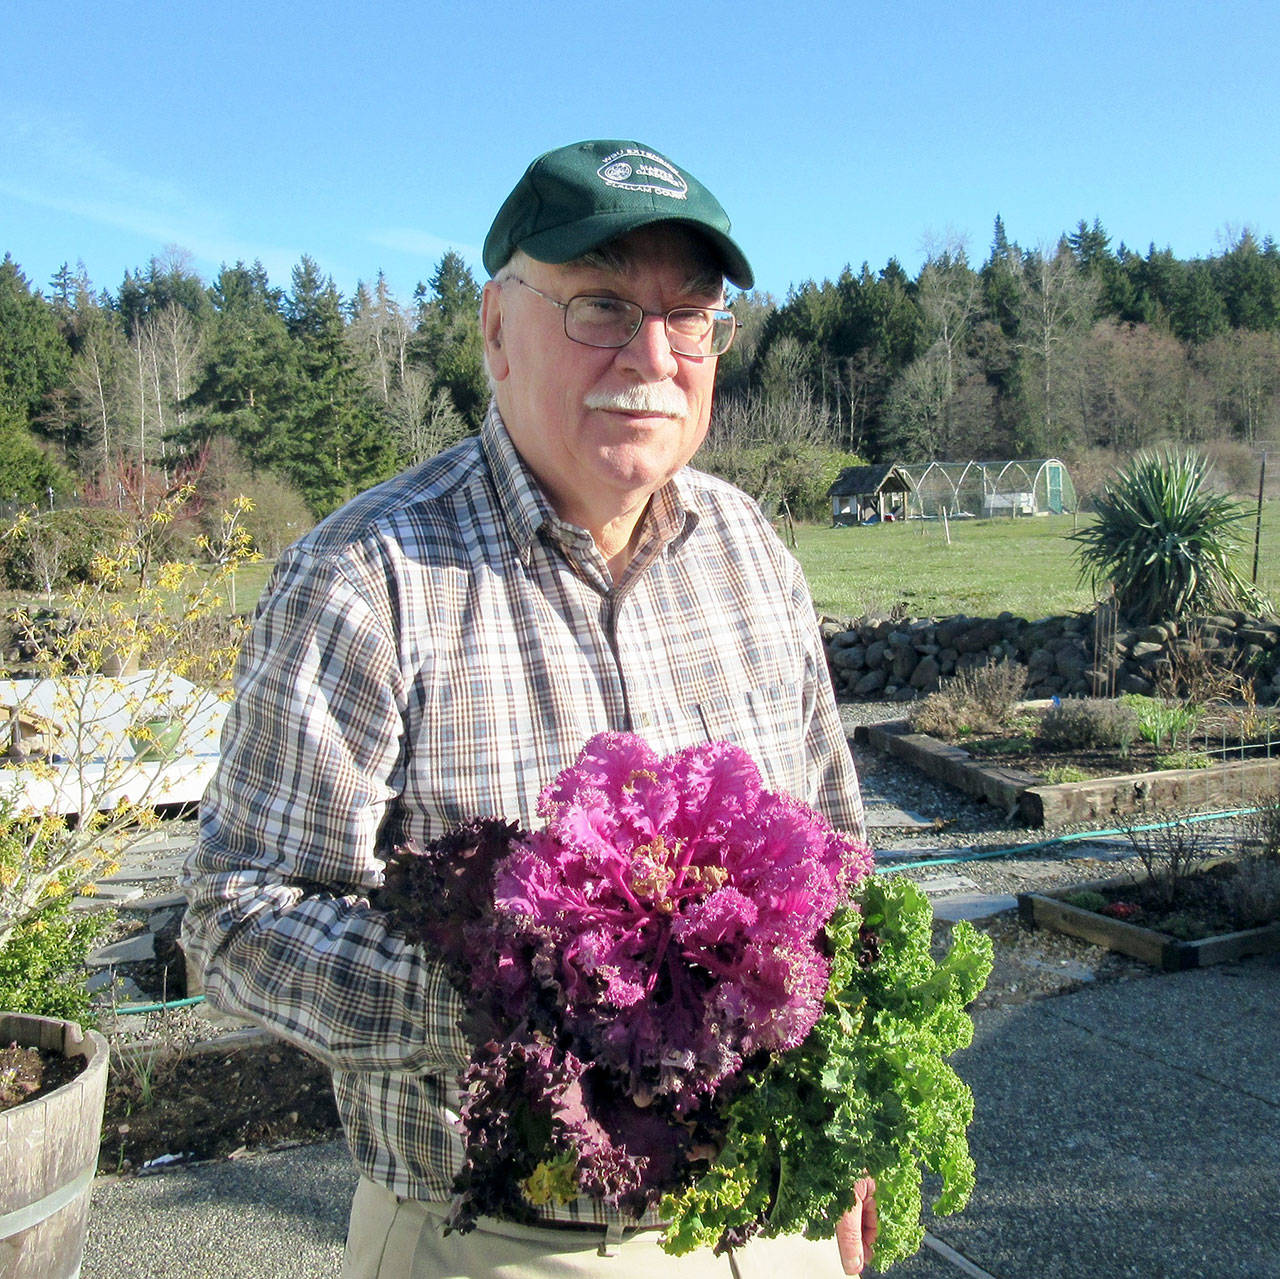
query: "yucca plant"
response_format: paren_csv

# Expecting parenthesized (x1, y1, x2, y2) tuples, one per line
(1072, 448, 1269, 623)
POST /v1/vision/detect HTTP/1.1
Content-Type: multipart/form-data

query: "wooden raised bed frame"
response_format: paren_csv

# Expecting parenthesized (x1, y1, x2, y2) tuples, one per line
(851, 718, 1280, 828)
(1017, 871, 1280, 970)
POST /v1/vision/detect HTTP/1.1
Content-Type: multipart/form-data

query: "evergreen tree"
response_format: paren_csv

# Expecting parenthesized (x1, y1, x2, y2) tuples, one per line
(413, 251, 487, 430)
(0, 256, 71, 422)
(116, 249, 211, 337)
(0, 403, 70, 503)
(1213, 229, 1280, 331)
(284, 256, 397, 513)
(187, 261, 302, 472)
(1171, 262, 1229, 343)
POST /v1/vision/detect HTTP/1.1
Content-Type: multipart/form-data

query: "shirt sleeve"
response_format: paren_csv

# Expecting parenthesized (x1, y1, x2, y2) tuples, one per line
(181, 546, 471, 1078)
(792, 559, 868, 843)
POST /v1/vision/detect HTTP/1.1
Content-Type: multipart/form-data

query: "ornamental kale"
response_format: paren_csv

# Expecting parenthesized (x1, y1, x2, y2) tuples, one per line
(495, 733, 871, 1105)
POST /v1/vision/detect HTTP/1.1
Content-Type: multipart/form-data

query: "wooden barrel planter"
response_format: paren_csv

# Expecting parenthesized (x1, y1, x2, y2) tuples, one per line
(0, 1014, 109, 1279)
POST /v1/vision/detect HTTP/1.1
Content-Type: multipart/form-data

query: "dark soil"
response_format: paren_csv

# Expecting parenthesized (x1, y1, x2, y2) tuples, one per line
(962, 733, 1192, 777)
(98, 1040, 342, 1174)
(1060, 859, 1279, 939)
(0, 1042, 84, 1111)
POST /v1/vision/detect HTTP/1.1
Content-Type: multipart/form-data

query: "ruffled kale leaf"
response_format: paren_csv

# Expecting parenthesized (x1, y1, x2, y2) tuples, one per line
(660, 875, 993, 1270)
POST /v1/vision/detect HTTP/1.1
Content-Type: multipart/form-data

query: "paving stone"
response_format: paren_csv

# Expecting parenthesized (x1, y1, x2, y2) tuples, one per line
(915, 873, 981, 896)
(931, 892, 1019, 922)
(132, 891, 189, 914)
(864, 802, 935, 830)
(88, 931, 156, 966)
(103, 860, 186, 883)
(87, 969, 148, 1002)
(71, 893, 131, 913)
(73, 883, 144, 907)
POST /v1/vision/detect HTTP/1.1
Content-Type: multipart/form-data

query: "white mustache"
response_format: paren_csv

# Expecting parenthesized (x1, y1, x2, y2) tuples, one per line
(584, 385, 689, 417)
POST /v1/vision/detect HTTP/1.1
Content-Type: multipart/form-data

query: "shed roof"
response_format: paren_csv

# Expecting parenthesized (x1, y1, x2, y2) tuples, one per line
(827, 464, 915, 497)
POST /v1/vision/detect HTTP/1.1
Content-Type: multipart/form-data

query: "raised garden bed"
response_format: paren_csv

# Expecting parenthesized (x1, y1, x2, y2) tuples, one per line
(852, 718, 1280, 827)
(1017, 861, 1280, 970)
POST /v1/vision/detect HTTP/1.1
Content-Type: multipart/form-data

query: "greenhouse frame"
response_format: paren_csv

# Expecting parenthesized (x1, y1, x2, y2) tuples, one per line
(896, 459, 1077, 519)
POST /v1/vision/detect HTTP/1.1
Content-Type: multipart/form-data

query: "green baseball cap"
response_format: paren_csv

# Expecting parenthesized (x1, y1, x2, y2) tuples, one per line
(483, 139, 754, 289)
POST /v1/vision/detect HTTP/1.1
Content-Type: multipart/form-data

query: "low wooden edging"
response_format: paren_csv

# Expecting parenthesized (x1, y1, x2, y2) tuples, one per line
(1017, 877, 1280, 971)
(852, 719, 1280, 827)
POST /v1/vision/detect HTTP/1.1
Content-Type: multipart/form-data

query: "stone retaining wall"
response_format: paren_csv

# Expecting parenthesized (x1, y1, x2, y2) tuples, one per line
(821, 610, 1280, 704)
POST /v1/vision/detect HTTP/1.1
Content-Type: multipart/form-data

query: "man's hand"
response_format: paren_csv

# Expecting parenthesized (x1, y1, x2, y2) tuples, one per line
(835, 1177, 877, 1275)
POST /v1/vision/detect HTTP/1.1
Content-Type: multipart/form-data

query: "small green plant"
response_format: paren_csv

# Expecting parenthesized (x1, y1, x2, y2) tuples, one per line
(109, 1040, 165, 1112)
(1041, 764, 1087, 784)
(1120, 693, 1204, 748)
(0, 888, 111, 1023)
(1152, 911, 1209, 941)
(1064, 889, 1108, 912)
(1153, 750, 1210, 770)
(1037, 697, 1139, 752)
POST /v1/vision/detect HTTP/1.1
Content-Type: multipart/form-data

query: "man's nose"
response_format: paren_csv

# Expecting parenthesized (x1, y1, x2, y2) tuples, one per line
(617, 314, 680, 380)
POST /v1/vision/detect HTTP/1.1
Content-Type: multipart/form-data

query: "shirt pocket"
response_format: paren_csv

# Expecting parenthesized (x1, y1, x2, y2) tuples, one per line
(686, 679, 808, 801)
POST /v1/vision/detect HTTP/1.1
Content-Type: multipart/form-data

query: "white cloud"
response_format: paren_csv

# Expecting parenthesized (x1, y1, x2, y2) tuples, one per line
(0, 109, 297, 280)
(365, 227, 481, 265)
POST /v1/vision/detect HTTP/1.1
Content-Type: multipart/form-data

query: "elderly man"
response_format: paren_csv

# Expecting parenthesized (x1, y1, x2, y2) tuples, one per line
(183, 139, 875, 1277)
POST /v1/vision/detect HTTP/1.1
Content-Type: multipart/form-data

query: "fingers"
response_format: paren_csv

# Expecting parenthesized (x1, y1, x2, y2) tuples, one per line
(835, 1178, 878, 1275)
(835, 1208, 864, 1274)
(856, 1176, 878, 1252)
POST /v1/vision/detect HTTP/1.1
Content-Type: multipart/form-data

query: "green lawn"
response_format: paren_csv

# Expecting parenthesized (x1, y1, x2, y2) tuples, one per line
(790, 504, 1280, 621)
(8, 503, 1275, 628)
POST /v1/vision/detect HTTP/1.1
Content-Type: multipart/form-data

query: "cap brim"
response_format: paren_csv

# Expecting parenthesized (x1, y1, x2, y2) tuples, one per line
(517, 211, 755, 291)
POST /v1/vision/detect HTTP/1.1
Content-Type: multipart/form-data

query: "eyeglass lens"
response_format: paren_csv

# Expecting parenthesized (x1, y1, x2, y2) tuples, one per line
(566, 296, 734, 356)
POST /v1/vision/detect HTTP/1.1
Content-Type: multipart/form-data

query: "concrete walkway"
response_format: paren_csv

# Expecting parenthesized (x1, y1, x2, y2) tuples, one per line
(81, 950, 1280, 1279)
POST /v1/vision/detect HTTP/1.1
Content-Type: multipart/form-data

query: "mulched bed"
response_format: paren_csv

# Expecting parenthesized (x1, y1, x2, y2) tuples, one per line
(963, 734, 1182, 777)
(99, 1040, 341, 1174)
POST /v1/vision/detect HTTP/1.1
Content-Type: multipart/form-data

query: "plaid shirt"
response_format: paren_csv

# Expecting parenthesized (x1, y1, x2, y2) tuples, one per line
(182, 403, 864, 1224)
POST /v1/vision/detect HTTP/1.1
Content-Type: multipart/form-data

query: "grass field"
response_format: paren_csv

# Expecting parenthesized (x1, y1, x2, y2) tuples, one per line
(789, 504, 1280, 621)
(5, 503, 1275, 628)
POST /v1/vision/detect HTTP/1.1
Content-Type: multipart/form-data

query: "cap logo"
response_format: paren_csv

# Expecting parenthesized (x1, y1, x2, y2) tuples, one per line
(595, 148, 688, 200)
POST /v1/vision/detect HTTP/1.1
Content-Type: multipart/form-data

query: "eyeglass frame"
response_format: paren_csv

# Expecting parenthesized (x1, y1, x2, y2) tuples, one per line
(503, 276, 739, 359)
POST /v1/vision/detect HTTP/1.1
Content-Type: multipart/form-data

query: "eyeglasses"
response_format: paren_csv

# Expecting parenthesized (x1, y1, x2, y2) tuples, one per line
(507, 277, 738, 358)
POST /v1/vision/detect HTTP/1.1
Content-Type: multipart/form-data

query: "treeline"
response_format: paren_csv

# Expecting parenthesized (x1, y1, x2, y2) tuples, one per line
(1, 217, 1278, 545)
(708, 220, 1280, 506)
(0, 248, 487, 549)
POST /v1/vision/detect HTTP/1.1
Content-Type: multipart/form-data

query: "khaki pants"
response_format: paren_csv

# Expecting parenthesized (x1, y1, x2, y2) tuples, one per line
(341, 1177, 848, 1279)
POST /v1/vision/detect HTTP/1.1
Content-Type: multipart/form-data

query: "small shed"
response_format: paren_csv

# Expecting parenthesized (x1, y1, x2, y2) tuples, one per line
(827, 464, 915, 526)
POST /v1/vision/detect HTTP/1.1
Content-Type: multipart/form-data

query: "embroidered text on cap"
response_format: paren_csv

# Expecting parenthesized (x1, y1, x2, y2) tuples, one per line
(596, 149, 689, 200)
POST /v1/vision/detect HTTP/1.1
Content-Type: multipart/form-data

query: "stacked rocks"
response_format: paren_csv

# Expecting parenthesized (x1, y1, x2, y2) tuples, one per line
(821, 610, 1280, 704)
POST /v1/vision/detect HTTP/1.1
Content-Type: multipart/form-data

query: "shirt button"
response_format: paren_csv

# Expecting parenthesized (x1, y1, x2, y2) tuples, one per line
(638, 712, 652, 727)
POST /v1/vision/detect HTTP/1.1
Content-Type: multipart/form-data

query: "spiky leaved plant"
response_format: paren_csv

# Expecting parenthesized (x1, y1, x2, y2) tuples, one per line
(1072, 448, 1269, 624)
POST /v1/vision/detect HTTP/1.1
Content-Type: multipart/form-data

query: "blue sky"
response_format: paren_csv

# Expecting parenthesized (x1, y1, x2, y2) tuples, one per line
(3, 0, 1277, 306)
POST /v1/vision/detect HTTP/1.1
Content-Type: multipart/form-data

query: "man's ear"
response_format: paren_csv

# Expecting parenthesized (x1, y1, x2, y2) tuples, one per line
(481, 280, 509, 382)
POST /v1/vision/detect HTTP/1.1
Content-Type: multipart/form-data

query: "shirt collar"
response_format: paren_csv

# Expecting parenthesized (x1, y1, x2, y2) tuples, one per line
(480, 401, 700, 567)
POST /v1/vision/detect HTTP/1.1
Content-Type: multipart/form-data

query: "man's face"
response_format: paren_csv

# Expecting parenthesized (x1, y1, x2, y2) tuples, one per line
(482, 225, 722, 535)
